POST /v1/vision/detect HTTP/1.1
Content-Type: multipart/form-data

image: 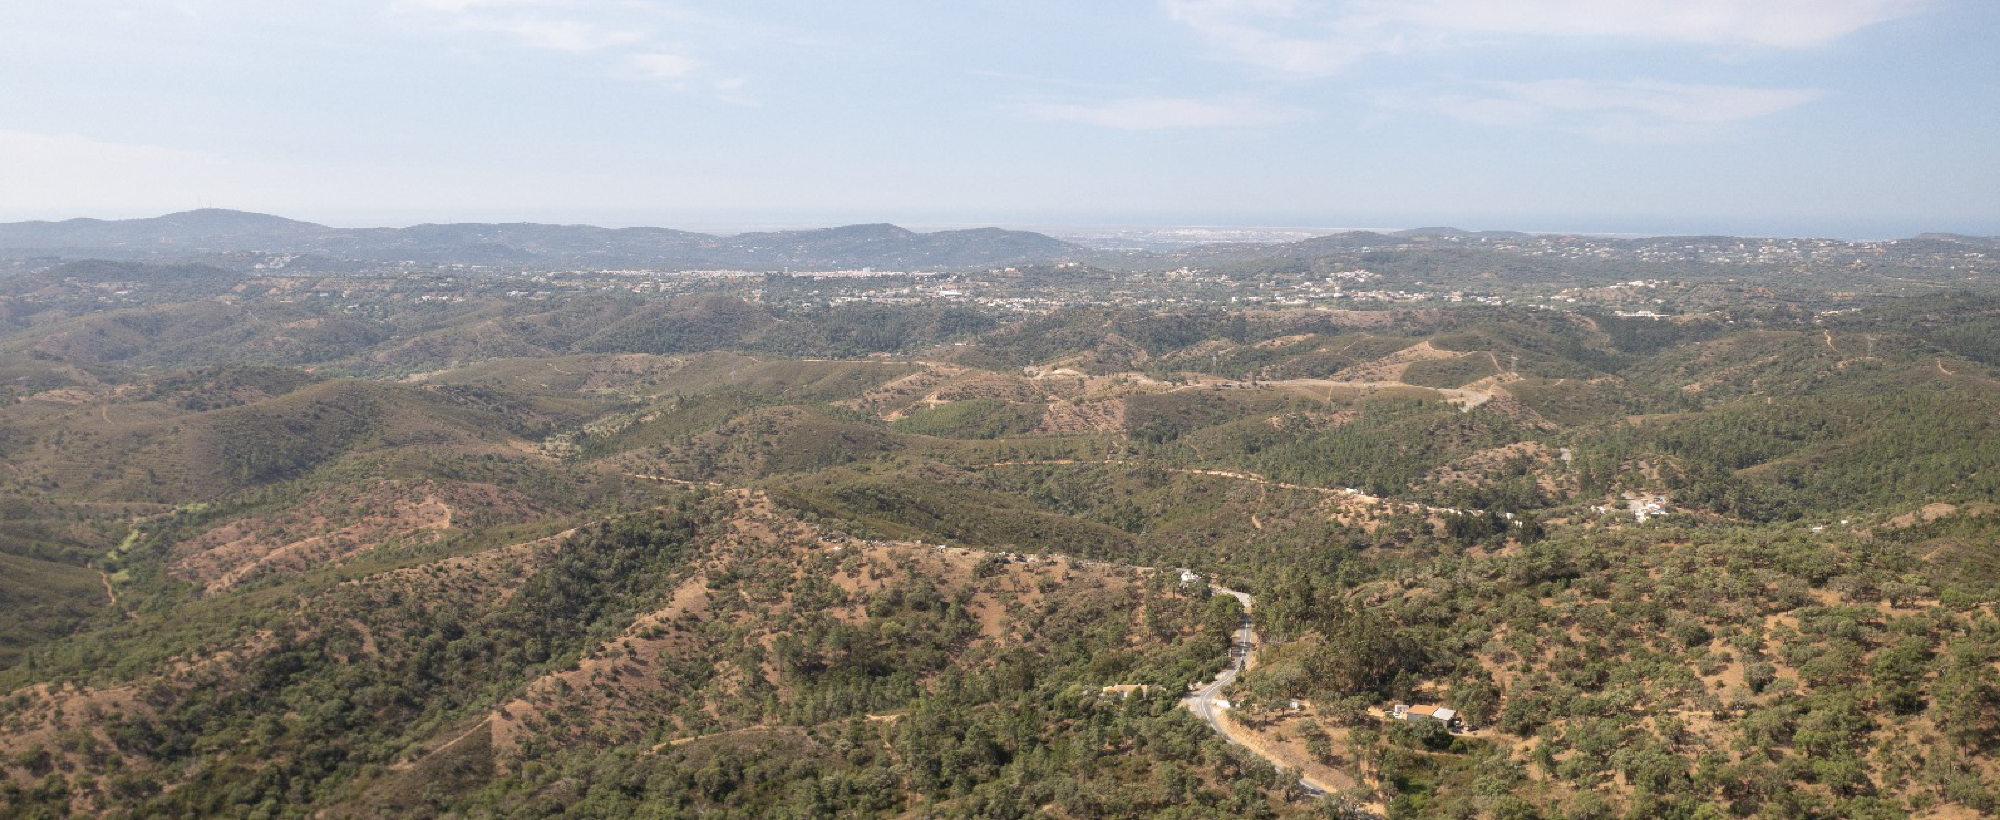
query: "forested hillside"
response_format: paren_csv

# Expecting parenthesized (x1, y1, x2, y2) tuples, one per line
(3, 258, 2000, 819)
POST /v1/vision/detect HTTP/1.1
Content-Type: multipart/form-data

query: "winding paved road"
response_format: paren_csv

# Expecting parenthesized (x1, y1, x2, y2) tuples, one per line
(1185, 587, 1255, 733)
(1182, 586, 1344, 798)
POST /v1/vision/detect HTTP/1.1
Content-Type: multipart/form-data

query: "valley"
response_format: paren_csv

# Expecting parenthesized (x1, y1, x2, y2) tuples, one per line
(3, 231, 2000, 819)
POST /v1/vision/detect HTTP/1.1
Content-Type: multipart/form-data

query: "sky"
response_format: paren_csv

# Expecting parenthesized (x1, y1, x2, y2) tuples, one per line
(1, 0, 1995, 237)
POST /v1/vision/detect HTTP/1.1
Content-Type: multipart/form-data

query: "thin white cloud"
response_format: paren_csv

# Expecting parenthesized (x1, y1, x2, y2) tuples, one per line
(397, 0, 557, 12)
(392, 0, 747, 94)
(629, 51, 700, 81)
(462, 14, 646, 52)
(1370, 0, 1930, 49)
(1167, 0, 1929, 76)
(1164, 0, 1390, 77)
(1020, 97, 1301, 130)
(1497, 79, 1825, 124)
(966, 69, 1127, 93)
(1409, 79, 1826, 141)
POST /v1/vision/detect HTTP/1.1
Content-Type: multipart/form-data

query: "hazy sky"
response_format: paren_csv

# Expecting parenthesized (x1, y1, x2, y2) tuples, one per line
(2, 0, 1994, 235)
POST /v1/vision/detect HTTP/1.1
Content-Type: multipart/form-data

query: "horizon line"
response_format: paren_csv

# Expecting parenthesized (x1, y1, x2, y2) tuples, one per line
(0, 206, 1991, 243)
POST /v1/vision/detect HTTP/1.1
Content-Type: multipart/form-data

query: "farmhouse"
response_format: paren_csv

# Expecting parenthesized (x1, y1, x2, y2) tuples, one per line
(1393, 704, 1461, 729)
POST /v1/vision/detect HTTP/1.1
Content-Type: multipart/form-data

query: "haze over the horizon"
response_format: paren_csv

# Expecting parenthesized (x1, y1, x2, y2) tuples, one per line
(3, 1, 1995, 238)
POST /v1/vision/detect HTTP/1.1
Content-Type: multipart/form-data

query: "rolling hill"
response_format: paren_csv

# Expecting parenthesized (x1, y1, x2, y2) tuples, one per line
(3, 263, 2000, 818)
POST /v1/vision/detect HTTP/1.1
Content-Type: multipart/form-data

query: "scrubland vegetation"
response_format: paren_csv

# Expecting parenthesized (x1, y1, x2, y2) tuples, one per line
(3, 258, 2000, 818)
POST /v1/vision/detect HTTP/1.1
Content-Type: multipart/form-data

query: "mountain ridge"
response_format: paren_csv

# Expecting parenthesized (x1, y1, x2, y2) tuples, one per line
(0, 209, 1081, 269)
